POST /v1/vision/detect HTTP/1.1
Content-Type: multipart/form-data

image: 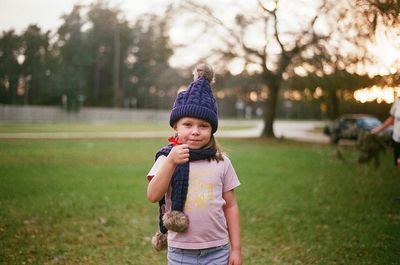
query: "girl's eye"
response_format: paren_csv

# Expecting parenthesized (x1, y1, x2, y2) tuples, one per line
(183, 123, 191, 126)
(200, 124, 210, 128)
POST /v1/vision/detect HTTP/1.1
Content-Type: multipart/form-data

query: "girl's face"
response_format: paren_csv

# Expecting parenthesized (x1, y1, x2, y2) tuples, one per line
(174, 117, 212, 149)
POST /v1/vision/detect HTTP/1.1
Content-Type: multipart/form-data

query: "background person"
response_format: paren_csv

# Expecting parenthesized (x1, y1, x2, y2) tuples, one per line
(372, 94, 400, 169)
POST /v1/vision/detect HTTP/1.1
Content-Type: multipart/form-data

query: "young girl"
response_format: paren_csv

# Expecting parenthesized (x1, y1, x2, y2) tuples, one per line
(146, 63, 242, 265)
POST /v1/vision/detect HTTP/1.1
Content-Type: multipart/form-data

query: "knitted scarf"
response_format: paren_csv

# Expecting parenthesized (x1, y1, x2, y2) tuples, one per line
(155, 144, 216, 234)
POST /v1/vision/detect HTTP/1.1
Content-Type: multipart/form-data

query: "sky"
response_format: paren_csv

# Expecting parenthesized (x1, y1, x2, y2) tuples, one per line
(0, 0, 167, 33)
(0, 0, 210, 67)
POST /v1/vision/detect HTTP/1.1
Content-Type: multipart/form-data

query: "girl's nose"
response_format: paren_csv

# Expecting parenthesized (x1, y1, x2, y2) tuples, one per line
(191, 127, 200, 135)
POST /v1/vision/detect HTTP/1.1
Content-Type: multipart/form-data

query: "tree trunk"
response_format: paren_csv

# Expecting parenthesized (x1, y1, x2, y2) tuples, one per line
(93, 56, 100, 104)
(327, 88, 339, 119)
(112, 25, 122, 107)
(9, 75, 18, 104)
(261, 78, 280, 137)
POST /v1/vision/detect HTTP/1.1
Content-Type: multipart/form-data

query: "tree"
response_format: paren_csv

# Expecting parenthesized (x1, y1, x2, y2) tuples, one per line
(55, 5, 87, 110)
(84, 1, 133, 107)
(273, 0, 399, 120)
(351, 0, 400, 84)
(51, 2, 182, 109)
(286, 70, 377, 119)
(280, 1, 369, 120)
(0, 30, 22, 104)
(130, 12, 184, 109)
(355, 0, 400, 33)
(173, 0, 330, 137)
(21, 25, 53, 105)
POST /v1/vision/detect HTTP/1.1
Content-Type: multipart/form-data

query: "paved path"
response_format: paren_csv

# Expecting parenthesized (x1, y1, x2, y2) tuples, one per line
(273, 120, 330, 143)
(0, 120, 330, 143)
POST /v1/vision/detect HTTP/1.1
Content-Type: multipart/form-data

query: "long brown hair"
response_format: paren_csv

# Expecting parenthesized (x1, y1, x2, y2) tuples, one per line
(203, 135, 224, 162)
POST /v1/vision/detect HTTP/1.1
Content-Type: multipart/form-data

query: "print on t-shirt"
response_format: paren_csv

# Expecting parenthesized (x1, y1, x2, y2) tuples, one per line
(185, 167, 217, 211)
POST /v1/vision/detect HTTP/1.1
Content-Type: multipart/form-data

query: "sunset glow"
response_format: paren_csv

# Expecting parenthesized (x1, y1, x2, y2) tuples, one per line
(354, 86, 400, 104)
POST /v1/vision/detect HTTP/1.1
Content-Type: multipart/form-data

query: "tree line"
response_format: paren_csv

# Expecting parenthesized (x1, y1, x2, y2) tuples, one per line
(0, 0, 399, 137)
(0, 2, 186, 111)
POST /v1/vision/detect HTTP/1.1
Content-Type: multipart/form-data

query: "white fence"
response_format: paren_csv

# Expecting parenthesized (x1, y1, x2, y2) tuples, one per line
(0, 105, 170, 122)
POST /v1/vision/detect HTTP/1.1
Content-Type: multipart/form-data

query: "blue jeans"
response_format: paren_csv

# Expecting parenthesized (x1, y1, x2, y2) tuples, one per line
(167, 244, 229, 265)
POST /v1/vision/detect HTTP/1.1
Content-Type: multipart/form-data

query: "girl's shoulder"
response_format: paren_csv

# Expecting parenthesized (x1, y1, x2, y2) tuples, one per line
(220, 154, 236, 169)
(221, 153, 231, 162)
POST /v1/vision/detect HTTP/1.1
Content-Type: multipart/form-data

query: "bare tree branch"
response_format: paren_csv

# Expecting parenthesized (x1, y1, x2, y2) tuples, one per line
(171, 0, 337, 136)
(179, 0, 266, 64)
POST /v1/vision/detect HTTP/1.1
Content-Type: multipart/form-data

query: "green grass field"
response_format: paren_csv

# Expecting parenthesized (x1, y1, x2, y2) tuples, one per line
(0, 138, 399, 264)
(0, 121, 253, 133)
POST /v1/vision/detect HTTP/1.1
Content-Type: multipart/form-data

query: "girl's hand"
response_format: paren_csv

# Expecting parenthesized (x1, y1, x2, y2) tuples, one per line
(229, 249, 242, 265)
(167, 144, 189, 165)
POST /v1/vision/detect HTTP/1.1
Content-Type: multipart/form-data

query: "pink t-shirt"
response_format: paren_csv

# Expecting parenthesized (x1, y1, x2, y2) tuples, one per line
(147, 155, 240, 249)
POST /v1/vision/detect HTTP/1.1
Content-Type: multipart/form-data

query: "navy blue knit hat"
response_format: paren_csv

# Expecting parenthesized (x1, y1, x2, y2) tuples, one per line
(169, 77, 218, 133)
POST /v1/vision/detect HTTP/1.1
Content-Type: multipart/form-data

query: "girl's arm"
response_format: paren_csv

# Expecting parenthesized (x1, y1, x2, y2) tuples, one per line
(223, 189, 242, 265)
(147, 144, 189, 203)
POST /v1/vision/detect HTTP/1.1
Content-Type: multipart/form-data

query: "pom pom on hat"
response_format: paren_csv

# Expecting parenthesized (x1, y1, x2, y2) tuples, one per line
(193, 63, 214, 83)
